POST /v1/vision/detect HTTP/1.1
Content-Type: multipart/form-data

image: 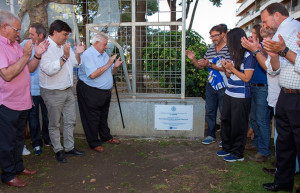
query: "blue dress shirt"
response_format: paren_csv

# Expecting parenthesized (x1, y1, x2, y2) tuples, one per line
(78, 46, 114, 89)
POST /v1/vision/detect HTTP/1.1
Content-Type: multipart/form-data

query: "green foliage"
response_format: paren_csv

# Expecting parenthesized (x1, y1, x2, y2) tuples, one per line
(185, 30, 208, 98)
(209, 0, 222, 7)
(120, 0, 159, 22)
(147, 0, 159, 16)
(142, 29, 208, 97)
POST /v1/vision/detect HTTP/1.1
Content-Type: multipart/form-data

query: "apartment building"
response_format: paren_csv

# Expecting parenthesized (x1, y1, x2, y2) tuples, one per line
(236, 0, 300, 36)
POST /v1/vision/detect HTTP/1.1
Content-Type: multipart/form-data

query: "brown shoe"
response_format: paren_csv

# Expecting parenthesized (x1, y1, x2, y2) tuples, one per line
(245, 144, 257, 151)
(249, 153, 268, 162)
(93, 146, 104, 152)
(19, 168, 37, 175)
(105, 138, 120, 145)
(5, 177, 27, 187)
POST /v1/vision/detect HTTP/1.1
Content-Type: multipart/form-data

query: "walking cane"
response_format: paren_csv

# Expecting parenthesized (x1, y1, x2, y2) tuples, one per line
(113, 75, 125, 128)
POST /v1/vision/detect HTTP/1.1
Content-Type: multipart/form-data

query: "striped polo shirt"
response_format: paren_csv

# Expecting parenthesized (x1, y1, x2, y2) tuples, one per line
(204, 44, 231, 62)
(225, 51, 255, 98)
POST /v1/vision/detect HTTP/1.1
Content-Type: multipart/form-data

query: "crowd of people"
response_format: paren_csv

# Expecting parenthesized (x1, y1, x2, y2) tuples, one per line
(0, 10, 121, 187)
(186, 3, 300, 192)
(0, 2, 299, 192)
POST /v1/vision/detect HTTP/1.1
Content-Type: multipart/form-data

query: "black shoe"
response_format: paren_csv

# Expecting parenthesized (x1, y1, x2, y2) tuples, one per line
(55, 150, 67, 163)
(262, 167, 276, 176)
(271, 161, 276, 167)
(262, 182, 293, 192)
(65, 148, 85, 157)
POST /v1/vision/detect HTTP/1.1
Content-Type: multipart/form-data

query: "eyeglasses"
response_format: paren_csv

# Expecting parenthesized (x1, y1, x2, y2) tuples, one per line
(7, 24, 21, 33)
(209, 34, 221, 39)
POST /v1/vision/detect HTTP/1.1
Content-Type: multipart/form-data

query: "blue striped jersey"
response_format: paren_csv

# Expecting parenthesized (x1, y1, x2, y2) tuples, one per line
(225, 51, 255, 98)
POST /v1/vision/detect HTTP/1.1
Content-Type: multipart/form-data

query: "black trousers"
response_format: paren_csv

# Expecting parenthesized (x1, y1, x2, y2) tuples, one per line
(221, 94, 251, 158)
(274, 90, 300, 185)
(77, 79, 113, 148)
(0, 105, 28, 182)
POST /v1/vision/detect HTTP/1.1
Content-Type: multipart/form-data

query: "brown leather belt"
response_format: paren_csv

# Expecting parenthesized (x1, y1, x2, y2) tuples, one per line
(250, 83, 267, 87)
(282, 87, 300, 94)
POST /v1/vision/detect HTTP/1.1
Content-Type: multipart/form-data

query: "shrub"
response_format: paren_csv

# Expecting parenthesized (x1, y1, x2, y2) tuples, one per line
(142, 29, 208, 98)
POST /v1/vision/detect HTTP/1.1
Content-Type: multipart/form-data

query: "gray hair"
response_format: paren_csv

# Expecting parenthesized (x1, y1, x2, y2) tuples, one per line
(0, 10, 20, 25)
(91, 34, 108, 44)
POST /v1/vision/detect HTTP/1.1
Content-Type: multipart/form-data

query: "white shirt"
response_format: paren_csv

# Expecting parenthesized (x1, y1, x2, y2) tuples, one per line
(265, 58, 281, 107)
(267, 17, 300, 89)
(39, 37, 79, 90)
(267, 76, 280, 107)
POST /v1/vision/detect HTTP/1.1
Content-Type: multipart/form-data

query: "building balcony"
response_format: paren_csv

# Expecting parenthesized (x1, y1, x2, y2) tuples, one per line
(236, 0, 284, 27)
(236, 0, 255, 16)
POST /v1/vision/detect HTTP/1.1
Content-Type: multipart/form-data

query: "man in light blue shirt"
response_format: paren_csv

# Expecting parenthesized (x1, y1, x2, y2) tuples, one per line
(77, 34, 123, 152)
(21, 23, 51, 155)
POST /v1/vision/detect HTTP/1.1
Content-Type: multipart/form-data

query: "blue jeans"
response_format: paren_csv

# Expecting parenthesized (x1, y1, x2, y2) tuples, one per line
(28, 96, 50, 148)
(205, 83, 225, 139)
(250, 85, 271, 157)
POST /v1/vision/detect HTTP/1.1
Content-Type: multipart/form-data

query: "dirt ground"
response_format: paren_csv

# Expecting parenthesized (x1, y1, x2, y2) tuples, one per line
(0, 135, 227, 193)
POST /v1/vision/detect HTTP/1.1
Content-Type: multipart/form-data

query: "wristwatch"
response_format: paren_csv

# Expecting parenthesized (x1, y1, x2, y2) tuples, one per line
(252, 49, 260, 57)
(60, 56, 67, 63)
(278, 47, 289, 57)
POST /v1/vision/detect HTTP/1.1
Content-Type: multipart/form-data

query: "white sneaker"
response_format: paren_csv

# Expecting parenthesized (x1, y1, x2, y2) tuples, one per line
(22, 145, 31, 156)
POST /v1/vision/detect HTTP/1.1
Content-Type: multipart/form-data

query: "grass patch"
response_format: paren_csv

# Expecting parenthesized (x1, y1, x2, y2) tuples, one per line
(121, 182, 133, 188)
(212, 159, 277, 193)
(136, 152, 148, 158)
(152, 183, 169, 190)
(157, 140, 179, 147)
(173, 163, 194, 175)
(119, 161, 133, 166)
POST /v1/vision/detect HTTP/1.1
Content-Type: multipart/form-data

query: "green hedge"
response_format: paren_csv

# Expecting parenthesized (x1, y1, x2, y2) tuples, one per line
(142, 29, 208, 98)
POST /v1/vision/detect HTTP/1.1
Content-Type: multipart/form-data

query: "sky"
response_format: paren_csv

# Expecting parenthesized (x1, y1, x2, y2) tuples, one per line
(149, 0, 240, 44)
(186, 0, 240, 43)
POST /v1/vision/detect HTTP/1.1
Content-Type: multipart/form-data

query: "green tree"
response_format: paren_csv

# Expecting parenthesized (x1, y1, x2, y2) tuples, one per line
(167, 0, 223, 31)
(75, 0, 98, 41)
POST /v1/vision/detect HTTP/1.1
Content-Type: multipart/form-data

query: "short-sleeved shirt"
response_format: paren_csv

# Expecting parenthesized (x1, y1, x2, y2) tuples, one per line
(204, 44, 231, 62)
(21, 39, 40, 96)
(0, 35, 32, 111)
(250, 61, 267, 84)
(205, 44, 231, 89)
(225, 51, 256, 98)
(78, 46, 114, 90)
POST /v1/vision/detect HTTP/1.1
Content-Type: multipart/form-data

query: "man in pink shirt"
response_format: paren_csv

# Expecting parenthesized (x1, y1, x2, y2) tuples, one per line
(0, 10, 49, 188)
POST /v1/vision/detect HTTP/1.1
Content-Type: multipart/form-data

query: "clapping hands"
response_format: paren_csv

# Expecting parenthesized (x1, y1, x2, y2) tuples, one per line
(34, 40, 50, 58)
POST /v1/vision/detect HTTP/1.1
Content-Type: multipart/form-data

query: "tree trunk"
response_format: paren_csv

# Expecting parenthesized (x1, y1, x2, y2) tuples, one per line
(167, 0, 177, 31)
(188, 0, 199, 31)
(135, 0, 147, 92)
(185, 0, 192, 19)
(82, 0, 89, 40)
(18, 0, 76, 39)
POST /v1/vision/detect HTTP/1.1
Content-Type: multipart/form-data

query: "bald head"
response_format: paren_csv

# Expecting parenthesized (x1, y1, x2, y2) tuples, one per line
(91, 34, 108, 44)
